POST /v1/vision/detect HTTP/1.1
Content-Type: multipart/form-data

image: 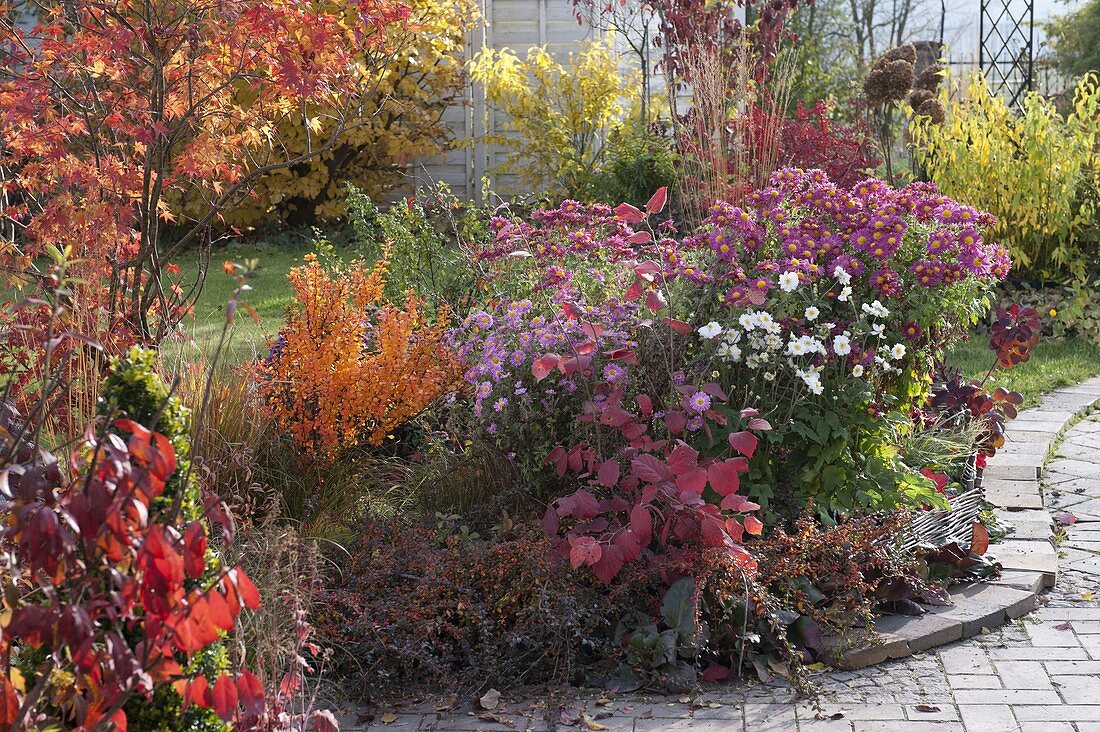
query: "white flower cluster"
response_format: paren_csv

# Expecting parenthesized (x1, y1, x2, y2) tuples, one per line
(861, 300, 890, 318)
(795, 367, 824, 394)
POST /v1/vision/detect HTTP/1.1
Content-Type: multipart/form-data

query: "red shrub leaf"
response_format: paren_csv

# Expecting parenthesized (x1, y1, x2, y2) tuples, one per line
(211, 674, 238, 722)
(591, 543, 624, 583)
(569, 536, 602, 569)
(630, 505, 652, 546)
(646, 186, 668, 214)
(667, 443, 699, 475)
(743, 515, 764, 536)
(708, 458, 748, 496)
(237, 670, 265, 717)
(532, 353, 561, 382)
(614, 202, 646, 223)
(676, 468, 708, 497)
(596, 459, 621, 487)
(728, 431, 759, 458)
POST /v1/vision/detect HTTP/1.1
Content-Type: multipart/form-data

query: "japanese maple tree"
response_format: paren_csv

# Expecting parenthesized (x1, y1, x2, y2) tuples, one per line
(0, 0, 409, 341)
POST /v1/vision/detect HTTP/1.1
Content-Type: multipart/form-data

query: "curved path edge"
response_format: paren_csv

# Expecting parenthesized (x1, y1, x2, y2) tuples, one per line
(831, 376, 1100, 670)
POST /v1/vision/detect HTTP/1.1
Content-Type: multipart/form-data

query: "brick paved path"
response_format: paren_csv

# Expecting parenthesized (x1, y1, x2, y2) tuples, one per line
(346, 390, 1100, 732)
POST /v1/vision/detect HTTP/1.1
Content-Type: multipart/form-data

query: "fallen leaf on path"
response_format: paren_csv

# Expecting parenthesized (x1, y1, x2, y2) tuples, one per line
(1056, 622, 1074, 631)
(582, 715, 609, 731)
(914, 704, 941, 713)
(815, 712, 844, 720)
(479, 689, 501, 710)
(379, 712, 398, 724)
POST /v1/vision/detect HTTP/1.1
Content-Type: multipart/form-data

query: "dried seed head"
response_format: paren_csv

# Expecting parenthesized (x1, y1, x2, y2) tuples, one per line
(913, 63, 946, 92)
(865, 59, 915, 104)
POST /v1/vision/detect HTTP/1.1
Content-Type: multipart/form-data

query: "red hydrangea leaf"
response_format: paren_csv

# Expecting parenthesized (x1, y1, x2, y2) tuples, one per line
(183, 521, 207, 580)
(572, 489, 601, 519)
(721, 494, 761, 512)
(541, 505, 559, 535)
(728, 431, 759, 458)
(676, 467, 708, 496)
(591, 543, 624, 583)
(624, 280, 644, 301)
(969, 522, 990, 556)
(743, 515, 764, 536)
(725, 518, 745, 542)
(645, 289, 667, 311)
(532, 353, 561, 382)
(646, 186, 668, 214)
(665, 410, 687, 434)
(667, 443, 699, 475)
(632, 453, 671, 483)
(701, 662, 730, 682)
(747, 417, 772, 431)
(630, 505, 652, 546)
(600, 406, 634, 427)
(662, 317, 692, 334)
(206, 589, 235, 632)
(596, 459, 621, 487)
(569, 536, 602, 569)
(708, 458, 748, 496)
(700, 515, 726, 546)
(237, 670, 265, 717)
(311, 710, 341, 732)
(233, 569, 261, 610)
(636, 394, 653, 417)
(614, 202, 646, 223)
(0, 675, 20, 727)
(627, 230, 653, 244)
(613, 530, 642, 562)
(211, 674, 238, 722)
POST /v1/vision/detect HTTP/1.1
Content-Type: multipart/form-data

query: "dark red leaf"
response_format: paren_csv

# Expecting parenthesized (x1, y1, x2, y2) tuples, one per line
(646, 186, 668, 214)
(728, 431, 759, 458)
(211, 675, 238, 722)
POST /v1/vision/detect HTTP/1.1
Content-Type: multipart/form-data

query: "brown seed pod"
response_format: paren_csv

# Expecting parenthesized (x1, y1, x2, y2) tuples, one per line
(907, 88, 935, 109)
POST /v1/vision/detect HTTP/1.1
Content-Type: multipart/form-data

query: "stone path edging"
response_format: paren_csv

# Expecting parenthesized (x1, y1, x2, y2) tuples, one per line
(833, 376, 1100, 670)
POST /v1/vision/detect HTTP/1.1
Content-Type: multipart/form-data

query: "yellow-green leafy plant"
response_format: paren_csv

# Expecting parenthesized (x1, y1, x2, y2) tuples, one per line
(911, 72, 1100, 280)
(469, 40, 639, 198)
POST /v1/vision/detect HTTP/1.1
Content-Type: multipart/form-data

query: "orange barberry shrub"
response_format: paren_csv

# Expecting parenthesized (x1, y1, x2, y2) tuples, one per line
(256, 253, 464, 457)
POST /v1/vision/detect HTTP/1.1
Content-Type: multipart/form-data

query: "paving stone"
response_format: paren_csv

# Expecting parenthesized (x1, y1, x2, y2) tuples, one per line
(994, 510, 1053, 540)
(1044, 661, 1100, 675)
(989, 570, 1047, 592)
(950, 582, 1040, 618)
(1008, 420, 1068, 434)
(1026, 620, 1087, 647)
(985, 480, 1045, 509)
(1017, 723, 1075, 732)
(852, 723, 962, 732)
(958, 704, 1017, 731)
(742, 704, 798, 731)
(947, 674, 1002, 689)
(988, 646, 1092, 661)
(1014, 704, 1100, 721)
(992, 540, 1059, 585)
(874, 613, 963, 654)
(992, 660, 1055, 689)
(938, 645, 995, 675)
(953, 689, 1062, 705)
(986, 464, 1042, 481)
(929, 599, 1008, 637)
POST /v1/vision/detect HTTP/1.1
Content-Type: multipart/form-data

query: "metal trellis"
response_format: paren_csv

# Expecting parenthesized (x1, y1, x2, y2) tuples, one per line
(978, 0, 1036, 106)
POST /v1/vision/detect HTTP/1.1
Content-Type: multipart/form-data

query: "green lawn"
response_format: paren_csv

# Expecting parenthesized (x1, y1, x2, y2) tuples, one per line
(944, 336, 1100, 408)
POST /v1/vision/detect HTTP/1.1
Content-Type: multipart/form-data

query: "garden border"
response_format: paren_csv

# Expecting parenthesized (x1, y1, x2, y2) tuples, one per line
(830, 376, 1100, 669)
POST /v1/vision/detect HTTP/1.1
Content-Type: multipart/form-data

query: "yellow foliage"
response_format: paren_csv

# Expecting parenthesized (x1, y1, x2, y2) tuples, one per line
(911, 73, 1100, 279)
(469, 40, 639, 198)
(206, 0, 477, 226)
(255, 254, 465, 458)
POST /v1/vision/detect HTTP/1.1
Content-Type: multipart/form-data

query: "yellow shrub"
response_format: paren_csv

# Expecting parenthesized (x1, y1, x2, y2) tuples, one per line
(469, 40, 639, 198)
(201, 0, 477, 226)
(911, 73, 1100, 279)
